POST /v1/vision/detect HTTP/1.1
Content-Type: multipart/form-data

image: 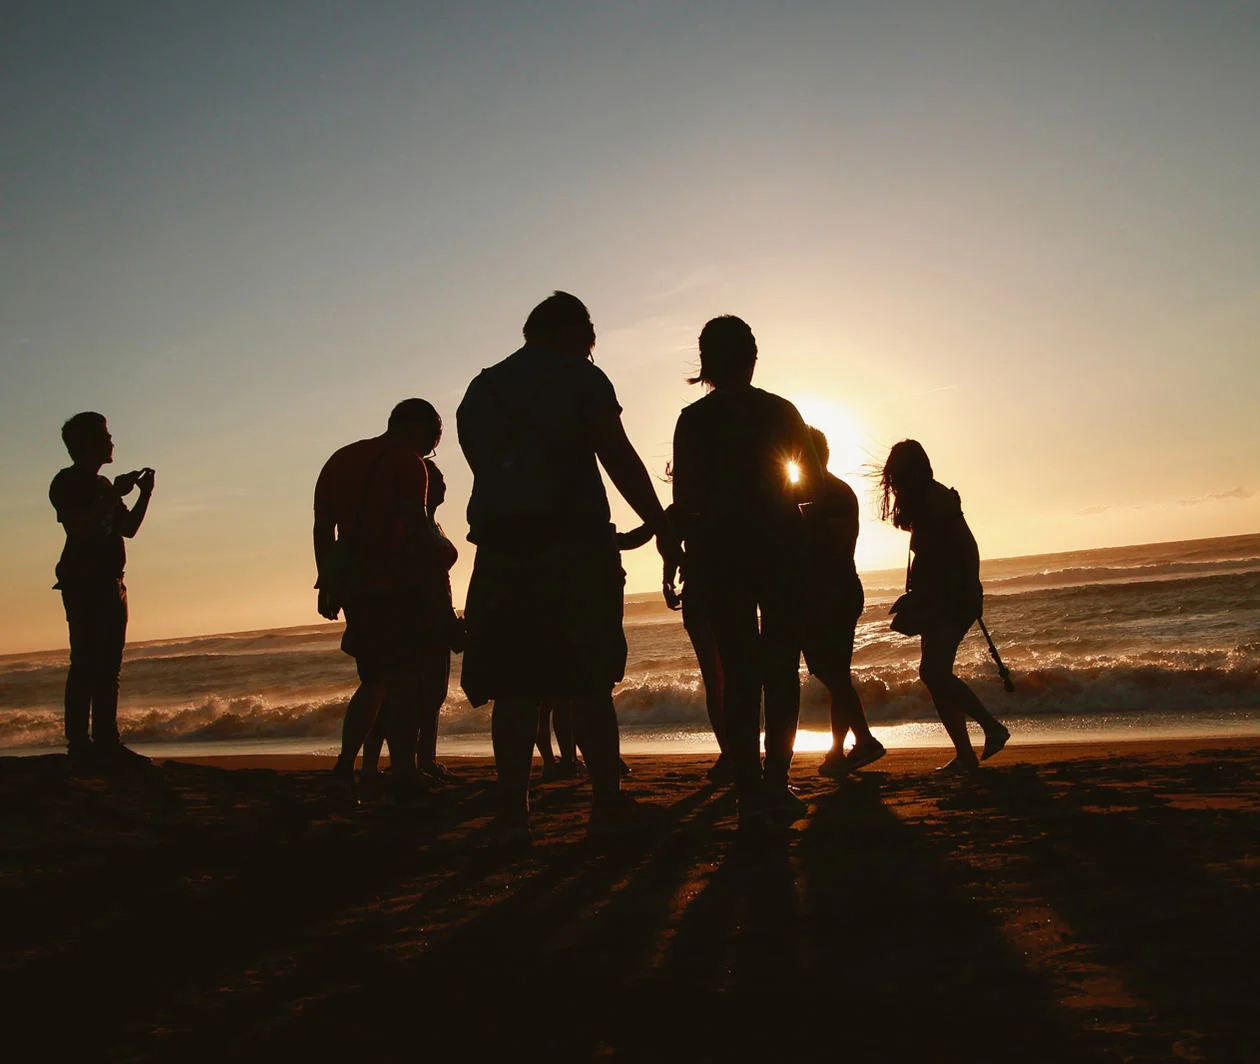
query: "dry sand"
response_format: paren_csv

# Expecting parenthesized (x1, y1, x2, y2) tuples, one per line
(2, 736, 1257, 1062)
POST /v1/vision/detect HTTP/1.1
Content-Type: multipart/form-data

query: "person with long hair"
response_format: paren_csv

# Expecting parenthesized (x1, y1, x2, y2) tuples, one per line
(671, 316, 823, 828)
(879, 440, 1009, 771)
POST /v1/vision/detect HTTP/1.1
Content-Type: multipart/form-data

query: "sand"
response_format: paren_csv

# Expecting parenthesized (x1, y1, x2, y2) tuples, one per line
(2, 736, 1257, 1062)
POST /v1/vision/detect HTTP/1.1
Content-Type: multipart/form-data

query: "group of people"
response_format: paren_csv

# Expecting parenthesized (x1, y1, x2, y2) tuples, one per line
(49, 291, 1009, 833)
(304, 292, 1010, 834)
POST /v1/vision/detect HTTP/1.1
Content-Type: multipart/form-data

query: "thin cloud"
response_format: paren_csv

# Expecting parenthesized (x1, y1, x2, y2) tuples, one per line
(1177, 487, 1253, 507)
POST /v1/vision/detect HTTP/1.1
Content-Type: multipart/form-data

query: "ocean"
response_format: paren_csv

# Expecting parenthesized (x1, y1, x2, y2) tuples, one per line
(3, 532, 1258, 758)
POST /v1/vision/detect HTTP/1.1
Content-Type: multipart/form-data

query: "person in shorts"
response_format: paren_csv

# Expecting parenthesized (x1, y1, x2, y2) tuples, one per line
(314, 399, 444, 798)
(457, 292, 681, 837)
(800, 426, 884, 779)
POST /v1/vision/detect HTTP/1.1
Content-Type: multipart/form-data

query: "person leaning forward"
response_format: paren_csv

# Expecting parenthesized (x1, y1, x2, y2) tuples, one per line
(457, 291, 682, 840)
(313, 398, 445, 800)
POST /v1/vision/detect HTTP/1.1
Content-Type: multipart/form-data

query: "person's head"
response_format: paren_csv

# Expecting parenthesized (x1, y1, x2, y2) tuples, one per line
(879, 439, 933, 529)
(61, 411, 112, 466)
(808, 426, 830, 470)
(523, 291, 596, 359)
(423, 457, 447, 516)
(690, 316, 757, 390)
(387, 398, 442, 457)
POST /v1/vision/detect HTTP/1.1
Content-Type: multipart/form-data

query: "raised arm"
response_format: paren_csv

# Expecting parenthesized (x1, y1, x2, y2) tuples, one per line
(115, 469, 155, 537)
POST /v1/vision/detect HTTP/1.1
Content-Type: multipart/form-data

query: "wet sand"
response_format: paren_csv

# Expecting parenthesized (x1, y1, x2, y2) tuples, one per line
(2, 736, 1257, 1062)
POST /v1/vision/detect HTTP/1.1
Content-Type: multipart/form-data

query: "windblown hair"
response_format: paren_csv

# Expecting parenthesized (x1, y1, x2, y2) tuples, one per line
(388, 398, 442, 449)
(879, 439, 933, 530)
(61, 411, 107, 460)
(689, 315, 757, 389)
(523, 291, 595, 355)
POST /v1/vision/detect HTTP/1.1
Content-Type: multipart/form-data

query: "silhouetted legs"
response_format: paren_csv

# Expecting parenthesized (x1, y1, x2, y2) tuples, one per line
(495, 693, 621, 816)
(700, 551, 803, 815)
(814, 663, 875, 749)
(535, 702, 557, 773)
(553, 701, 577, 768)
(62, 584, 128, 752)
(706, 587, 763, 797)
(759, 574, 803, 788)
(416, 643, 450, 771)
(919, 622, 1004, 769)
(334, 667, 420, 788)
(537, 700, 581, 780)
(683, 597, 725, 754)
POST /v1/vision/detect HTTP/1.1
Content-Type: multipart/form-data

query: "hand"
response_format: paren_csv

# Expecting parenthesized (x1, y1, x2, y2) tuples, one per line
(113, 471, 142, 495)
(137, 467, 156, 494)
(317, 587, 342, 621)
(448, 612, 467, 654)
(662, 560, 682, 611)
(654, 529, 684, 571)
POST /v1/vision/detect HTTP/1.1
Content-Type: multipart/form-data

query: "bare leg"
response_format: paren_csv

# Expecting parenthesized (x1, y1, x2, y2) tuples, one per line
(816, 667, 874, 748)
(536, 702, 556, 768)
(571, 692, 621, 805)
(685, 610, 725, 752)
(760, 569, 802, 787)
(382, 669, 423, 795)
(553, 701, 577, 768)
(362, 717, 385, 774)
(919, 627, 979, 767)
(335, 678, 388, 777)
(416, 644, 450, 770)
(493, 697, 540, 814)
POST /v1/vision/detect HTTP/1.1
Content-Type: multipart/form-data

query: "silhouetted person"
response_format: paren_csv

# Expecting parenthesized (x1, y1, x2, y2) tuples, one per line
(50, 412, 154, 770)
(457, 291, 681, 839)
(314, 399, 444, 800)
(361, 457, 464, 785)
(802, 426, 884, 778)
(879, 439, 1010, 771)
(670, 316, 823, 829)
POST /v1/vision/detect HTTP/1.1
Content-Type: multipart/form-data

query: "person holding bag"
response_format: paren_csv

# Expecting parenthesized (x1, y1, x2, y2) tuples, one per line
(879, 440, 1009, 772)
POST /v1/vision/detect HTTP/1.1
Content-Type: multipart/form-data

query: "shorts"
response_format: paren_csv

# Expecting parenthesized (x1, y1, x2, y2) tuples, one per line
(802, 573, 864, 679)
(342, 586, 429, 684)
(460, 533, 626, 706)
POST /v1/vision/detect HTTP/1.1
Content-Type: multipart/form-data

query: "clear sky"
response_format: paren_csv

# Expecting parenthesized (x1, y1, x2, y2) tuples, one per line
(3, 1, 1258, 654)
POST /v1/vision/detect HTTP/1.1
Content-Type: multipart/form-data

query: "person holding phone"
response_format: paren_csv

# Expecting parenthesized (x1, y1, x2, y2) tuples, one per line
(50, 412, 155, 770)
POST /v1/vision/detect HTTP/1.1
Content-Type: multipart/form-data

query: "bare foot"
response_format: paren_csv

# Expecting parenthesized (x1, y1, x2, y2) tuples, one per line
(935, 755, 979, 775)
(981, 725, 1011, 761)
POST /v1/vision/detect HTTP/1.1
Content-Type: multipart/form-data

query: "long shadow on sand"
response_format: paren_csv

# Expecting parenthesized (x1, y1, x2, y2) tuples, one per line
(937, 754, 1260, 1062)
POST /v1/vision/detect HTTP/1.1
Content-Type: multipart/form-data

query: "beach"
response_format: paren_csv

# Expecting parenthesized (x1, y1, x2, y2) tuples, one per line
(3, 736, 1257, 1062)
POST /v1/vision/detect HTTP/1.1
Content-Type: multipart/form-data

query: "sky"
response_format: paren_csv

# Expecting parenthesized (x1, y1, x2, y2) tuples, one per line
(2, 1, 1258, 654)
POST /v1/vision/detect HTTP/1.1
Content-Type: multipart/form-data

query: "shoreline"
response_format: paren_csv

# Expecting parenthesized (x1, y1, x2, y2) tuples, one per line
(149, 730, 1260, 773)
(3, 735, 1257, 1061)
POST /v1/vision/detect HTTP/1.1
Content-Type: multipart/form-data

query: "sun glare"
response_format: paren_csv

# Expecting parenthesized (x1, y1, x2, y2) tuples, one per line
(786, 460, 801, 484)
(791, 394, 868, 477)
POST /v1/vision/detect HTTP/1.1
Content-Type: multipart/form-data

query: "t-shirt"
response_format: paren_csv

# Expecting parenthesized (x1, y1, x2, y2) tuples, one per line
(49, 466, 127, 588)
(671, 386, 821, 547)
(314, 435, 429, 592)
(804, 472, 860, 581)
(457, 344, 622, 544)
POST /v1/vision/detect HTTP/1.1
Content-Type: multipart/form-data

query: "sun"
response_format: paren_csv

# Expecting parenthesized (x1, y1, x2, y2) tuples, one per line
(790, 394, 868, 478)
